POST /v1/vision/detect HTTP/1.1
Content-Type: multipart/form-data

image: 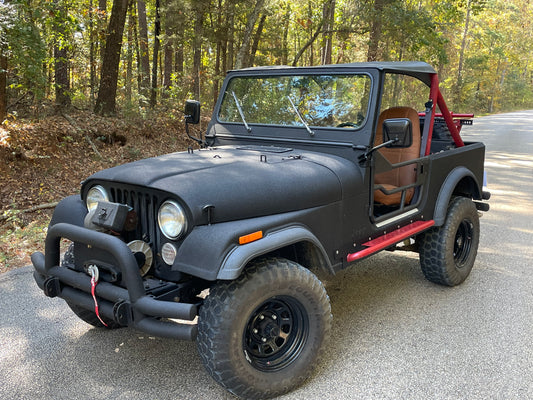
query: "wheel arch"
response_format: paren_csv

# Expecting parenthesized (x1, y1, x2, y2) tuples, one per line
(216, 225, 333, 280)
(433, 166, 481, 226)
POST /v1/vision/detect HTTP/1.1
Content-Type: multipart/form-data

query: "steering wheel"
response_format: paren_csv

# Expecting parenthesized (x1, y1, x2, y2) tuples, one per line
(336, 122, 358, 128)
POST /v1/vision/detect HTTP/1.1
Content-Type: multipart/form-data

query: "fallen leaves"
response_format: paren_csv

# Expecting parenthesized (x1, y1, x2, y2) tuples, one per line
(0, 109, 199, 271)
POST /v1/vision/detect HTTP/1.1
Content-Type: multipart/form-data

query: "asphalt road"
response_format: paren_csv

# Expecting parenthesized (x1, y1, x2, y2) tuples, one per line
(1, 111, 532, 400)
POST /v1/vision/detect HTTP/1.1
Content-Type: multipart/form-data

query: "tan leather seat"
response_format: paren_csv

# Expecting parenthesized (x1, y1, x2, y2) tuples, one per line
(374, 107, 421, 206)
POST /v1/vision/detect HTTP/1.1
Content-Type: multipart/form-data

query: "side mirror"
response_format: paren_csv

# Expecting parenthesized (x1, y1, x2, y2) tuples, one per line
(184, 100, 204, 147)
(184, 100, 201, 124)
(383, 118, 412, 148)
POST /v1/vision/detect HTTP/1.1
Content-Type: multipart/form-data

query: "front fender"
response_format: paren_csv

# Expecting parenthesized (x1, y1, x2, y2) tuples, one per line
(217, 225, 331, 280)
(172, 206, 336, 281)
(49, 195, 87, 227)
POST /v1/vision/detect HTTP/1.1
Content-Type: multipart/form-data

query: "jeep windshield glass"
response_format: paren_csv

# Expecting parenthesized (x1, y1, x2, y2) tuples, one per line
(218, 74, 371, 130)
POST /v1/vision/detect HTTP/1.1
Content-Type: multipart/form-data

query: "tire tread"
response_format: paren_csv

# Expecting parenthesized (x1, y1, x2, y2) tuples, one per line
(197, 258, 331, 399)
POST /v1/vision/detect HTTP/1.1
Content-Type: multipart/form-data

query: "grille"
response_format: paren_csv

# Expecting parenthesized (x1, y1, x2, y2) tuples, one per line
(110, 186, 160, 248)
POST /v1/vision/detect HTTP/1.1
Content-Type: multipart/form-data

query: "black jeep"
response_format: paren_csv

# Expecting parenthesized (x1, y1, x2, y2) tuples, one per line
(32, 61, 490, 399)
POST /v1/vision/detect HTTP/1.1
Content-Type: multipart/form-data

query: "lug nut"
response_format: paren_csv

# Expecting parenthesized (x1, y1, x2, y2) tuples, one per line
(262, 337, 267, 342)
(253, 329, 258, 334)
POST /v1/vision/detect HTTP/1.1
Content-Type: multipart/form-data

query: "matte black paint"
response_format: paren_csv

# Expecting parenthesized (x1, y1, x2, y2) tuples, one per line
(31, 62, 489, 340)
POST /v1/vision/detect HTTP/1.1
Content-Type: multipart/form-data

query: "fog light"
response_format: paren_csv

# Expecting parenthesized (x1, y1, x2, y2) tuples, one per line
(161, 243, 177, 265)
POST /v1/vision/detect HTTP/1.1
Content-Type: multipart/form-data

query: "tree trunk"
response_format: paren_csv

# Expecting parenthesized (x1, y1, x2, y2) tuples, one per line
(234, 0, 265, 69)
(0, 53, 7, 121)
(227, 2, 235, 69)
(248, 14, 267, 67)
(125, 2, 134, 105)
(54, 45, 70, 108)
(175, 45, 184, 76)
(191, 1, 206, 99)
(163, 40, 173, 96)
(89, 0, 96, 102)
(150, 0, 161, 107)
(133, 3, 142, 93)
(213, 39, 221, 105)
(192, 18, 202, 99)
(95, 0, 130, 115)
(137, 0, 150, 105)
(292, 18, 325, 66)
(321, 0, 335, 65)
(281, 6, 291, 65)
(455, 0, 471, 105)
(213, 0, 223, 105)
(97, 0, 108, 79)
(308, 1, 314, 65)
(54, 1, 71, 108)
(220, 23, 227, 73)
(367, 0, 384, 62)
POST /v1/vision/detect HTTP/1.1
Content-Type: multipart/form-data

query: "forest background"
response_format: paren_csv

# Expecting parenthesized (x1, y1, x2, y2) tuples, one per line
(1, 0, 532, 117)
(0, 0, 532, 270)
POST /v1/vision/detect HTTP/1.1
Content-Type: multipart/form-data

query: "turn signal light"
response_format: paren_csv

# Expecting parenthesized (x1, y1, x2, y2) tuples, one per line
(239, 230, 263, 245)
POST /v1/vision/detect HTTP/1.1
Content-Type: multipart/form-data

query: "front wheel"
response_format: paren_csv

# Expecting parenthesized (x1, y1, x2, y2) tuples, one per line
(197, 258, 332, 399)
(419, 196, 480, 286)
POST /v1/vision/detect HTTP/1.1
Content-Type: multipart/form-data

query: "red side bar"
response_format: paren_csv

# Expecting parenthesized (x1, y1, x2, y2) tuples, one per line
(437, 91, 465, 149)
(424, 74, 439, 156)
(424, 74, 465, 155)
(346, 220, 435, 263)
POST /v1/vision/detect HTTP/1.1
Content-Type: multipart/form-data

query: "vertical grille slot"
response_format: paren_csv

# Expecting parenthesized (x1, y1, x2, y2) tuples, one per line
(109, 186, 160, 248)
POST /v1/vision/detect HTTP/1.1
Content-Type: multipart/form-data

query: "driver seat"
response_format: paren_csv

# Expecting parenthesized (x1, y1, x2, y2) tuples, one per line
(373, 107, 421, 206)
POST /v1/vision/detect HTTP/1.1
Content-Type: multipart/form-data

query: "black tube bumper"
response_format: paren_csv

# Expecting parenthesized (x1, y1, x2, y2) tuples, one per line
(31, 223, 198, 340)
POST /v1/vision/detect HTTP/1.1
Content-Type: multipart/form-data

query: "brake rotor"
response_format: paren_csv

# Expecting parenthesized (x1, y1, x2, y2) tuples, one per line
(127, 240, 153, 276)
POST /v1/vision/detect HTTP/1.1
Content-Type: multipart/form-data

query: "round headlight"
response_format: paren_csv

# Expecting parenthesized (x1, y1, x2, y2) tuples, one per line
(158, 200, 187, 240)
(86, 185, 109, 212)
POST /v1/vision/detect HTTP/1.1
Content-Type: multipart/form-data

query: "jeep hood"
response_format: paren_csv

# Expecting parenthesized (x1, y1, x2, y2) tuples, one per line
(84, 146, 349, 224)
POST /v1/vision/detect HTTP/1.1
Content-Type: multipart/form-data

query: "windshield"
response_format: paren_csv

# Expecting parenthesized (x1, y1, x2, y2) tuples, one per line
(218, 74, 371, 130)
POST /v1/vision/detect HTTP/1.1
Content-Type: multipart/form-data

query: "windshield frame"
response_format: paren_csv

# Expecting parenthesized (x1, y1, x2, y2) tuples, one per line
(217, 72, 373, 132)
(209, 66, 380, 147)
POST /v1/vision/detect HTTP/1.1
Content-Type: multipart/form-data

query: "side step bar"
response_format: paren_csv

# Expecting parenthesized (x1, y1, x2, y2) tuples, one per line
(347, 220, 435, 262)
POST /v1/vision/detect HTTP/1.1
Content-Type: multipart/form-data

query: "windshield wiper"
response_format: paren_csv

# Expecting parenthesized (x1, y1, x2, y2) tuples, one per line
(231, 91, 252, 133)
(288, 96, 314, 137)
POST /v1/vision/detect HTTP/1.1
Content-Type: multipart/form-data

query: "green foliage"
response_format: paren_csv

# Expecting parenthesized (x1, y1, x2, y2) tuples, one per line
(0, 0, 532, 115)
(1, 0, 47, 99)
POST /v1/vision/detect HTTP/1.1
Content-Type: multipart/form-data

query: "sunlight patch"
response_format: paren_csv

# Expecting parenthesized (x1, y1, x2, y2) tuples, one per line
(0, 127, 8, 147)
(484, 161, 511, 169)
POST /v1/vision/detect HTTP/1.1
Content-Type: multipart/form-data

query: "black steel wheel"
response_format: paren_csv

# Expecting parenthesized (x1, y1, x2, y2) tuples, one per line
(453, 219, 474, 267)
(197, 258, 331, 399)
(419, 196, 480, 286)
(244, 296, 308, 372)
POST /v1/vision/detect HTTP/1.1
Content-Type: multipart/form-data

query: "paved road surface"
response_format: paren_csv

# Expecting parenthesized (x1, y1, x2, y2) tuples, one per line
(1, 111, 532, 399)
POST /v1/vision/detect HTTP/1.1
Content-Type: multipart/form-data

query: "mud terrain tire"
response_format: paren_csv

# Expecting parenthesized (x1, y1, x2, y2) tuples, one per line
(197, 258, 331, 399)
(419, 196, 480, 286)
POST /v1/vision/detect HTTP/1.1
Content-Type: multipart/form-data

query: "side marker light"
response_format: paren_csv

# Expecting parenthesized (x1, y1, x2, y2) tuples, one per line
(239, 231, 263, 245)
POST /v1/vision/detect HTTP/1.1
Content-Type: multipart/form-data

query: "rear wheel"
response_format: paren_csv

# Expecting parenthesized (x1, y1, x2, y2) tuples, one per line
(197, 258, 331, 399)
(419, 196, 480, 286)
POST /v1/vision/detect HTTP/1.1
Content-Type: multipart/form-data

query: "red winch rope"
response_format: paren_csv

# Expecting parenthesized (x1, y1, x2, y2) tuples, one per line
(88, 265, 108, 328)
